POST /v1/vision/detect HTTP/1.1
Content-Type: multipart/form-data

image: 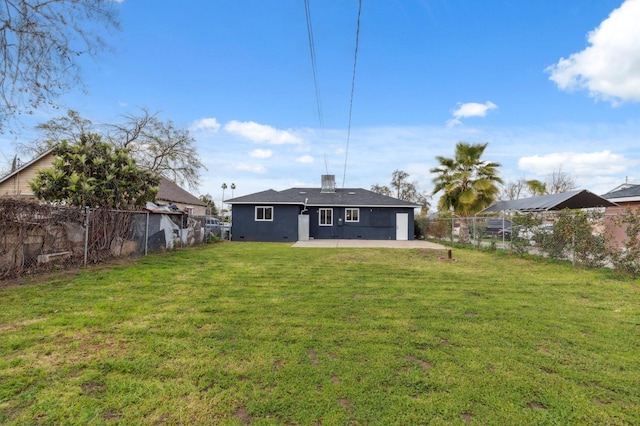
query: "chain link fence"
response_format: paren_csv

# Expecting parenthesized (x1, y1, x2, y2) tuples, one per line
(1, 200, 212, 281)
(416, 209, 640, 275)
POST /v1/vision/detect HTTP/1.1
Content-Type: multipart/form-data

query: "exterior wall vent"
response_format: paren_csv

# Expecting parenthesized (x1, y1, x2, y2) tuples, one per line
(320, 175, 336, 193)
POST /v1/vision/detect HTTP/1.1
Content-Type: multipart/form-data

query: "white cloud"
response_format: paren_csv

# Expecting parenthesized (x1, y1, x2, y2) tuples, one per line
(446, 101, 497, 127)
(235, 163, 267, 174)
(190, 117, 221, 133)
(296, 155, 314, 164)
(518, 150, 629, 177)
(193, 120, 640, 200)
(224, 120, 303, 144)
(546, 0, 640, 104)
(249, 149, 273, 159)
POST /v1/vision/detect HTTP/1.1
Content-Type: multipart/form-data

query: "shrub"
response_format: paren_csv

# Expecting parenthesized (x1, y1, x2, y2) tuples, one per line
(535, 210, 607, 268)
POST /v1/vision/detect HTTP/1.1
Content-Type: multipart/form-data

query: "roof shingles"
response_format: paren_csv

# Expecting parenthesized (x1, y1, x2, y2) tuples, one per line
(226, 187, 419, 207)
(601, 184, 640, 200)
(156, 177, 206, 206)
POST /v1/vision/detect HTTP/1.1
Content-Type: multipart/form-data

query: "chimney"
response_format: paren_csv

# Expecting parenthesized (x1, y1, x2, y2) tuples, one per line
(320, 174, 336, 193)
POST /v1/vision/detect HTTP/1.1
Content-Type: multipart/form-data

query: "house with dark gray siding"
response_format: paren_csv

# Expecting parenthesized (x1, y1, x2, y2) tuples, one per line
(225, 175, 419, 242)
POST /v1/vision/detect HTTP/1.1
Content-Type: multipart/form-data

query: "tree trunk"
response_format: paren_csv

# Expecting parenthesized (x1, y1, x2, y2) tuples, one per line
(459, 216, 471, 243)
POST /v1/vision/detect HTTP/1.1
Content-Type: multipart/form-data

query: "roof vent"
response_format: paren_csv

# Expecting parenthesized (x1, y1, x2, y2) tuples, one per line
(320, 174, 336, 193)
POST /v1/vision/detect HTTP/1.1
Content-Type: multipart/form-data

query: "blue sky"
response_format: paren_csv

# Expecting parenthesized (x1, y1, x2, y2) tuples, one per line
(3, 0, 640, 207)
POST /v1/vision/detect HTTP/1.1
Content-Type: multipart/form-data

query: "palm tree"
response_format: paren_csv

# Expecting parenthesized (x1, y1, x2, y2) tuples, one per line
(526, 179, 547, 196)
(431, 142, 503, 242)
(221, 183, 227, 218)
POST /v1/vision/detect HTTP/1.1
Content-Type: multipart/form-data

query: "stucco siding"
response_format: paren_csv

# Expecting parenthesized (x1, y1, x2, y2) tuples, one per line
(604, 203, 640, 249)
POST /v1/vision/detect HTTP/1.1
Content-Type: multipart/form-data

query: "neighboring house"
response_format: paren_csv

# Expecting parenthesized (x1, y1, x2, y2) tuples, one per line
(0, 149, 56, 198)
(601, 184, 640, 247)
(156, 177, 207, 216)
(225, 175, 419, 242)
(0, 150, 206, 215)
(601, 184, 640, 211)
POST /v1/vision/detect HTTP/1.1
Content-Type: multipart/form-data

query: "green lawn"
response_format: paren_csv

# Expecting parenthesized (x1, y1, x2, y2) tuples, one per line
(1, 243, 638, 425)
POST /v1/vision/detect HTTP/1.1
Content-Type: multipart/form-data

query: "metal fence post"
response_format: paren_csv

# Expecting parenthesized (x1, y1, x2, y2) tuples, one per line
(572, 213, 576, 265)
(451, 216, 454, 241)
(145, 212, 149, 256)
(83, 208, 90, 266)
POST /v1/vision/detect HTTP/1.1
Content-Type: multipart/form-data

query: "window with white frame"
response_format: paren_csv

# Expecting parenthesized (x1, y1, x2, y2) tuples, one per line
(255, 206, 273, 221)
(319, 208, 333, 226)
(345, 208, 359, 222)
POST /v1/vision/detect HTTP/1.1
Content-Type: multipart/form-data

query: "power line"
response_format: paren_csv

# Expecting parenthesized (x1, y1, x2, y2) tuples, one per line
(304, 0, 324, 131)
(342, 0, 362, 189)
(324, 152, 329, 175)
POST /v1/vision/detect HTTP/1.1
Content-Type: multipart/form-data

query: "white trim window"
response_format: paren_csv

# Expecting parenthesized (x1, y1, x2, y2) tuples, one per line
(255, 206, 273, 221)
(345, 208, 359, 222)
(319, 208, 333, 226)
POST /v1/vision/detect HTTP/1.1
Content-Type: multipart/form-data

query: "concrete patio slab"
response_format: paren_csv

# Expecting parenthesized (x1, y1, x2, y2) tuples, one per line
(292, 239, 447, 249)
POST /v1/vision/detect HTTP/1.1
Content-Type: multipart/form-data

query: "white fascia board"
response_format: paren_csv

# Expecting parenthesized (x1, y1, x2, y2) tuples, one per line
(227, 201, 419, 208)
(606, 197, 640, 203)
(226, 201, 304, 205)
(308, 203, 420, 208)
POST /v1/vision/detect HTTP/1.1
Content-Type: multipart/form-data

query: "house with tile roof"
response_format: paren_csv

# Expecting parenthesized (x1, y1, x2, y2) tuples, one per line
(225, 175, 419, 242)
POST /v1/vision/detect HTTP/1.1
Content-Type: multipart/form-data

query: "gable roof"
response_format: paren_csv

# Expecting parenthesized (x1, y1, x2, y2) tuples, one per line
(226, 187, 419, 208)
(601, 184, 640, 202)
(156, 177, 206, 206)
(0, 148, 56, 184)
(480, 190, 617, 214)
(0, 149, 205, 207)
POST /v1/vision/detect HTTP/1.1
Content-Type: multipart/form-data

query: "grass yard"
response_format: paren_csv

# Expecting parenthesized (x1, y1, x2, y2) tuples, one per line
(1, 243, 639, 425)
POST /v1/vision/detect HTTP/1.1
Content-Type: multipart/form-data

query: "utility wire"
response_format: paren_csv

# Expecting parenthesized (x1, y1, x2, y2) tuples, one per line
(304, 0, 324, 131)
(342, 0, 362, 190)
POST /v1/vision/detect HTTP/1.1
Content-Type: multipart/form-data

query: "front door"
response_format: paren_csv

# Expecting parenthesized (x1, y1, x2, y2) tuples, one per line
(396, 213, 408, 240)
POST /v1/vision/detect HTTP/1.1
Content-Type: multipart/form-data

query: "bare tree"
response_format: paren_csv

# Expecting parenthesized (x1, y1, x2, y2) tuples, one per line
(546, 167, 576, 194)
(501, 169, 576, 201)
(0, 0, 119, 131)
(16, 110, 93, 157)
(373, 169, 430, 213)
(106, 109, 205, 190)
(501, 179, 527, 200)
(20, 109, 206, 190)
